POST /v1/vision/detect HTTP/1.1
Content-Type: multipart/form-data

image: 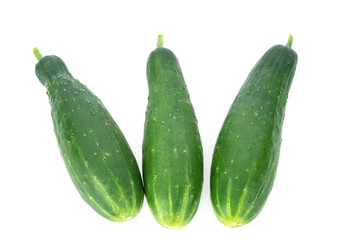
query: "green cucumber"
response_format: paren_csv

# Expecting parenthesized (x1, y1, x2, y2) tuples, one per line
(210, 35, 297, 227)
(142, 35, 203, 229)
(34, 48, 143, 222)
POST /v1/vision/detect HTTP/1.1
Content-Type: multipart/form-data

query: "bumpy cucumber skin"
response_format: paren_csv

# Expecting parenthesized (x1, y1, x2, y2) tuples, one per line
(143, 48, 203, 229)
(36, 55, 144, 222)
(210, 45, 297, 227)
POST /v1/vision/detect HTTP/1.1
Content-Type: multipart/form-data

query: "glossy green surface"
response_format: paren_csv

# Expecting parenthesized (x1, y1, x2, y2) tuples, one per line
(142, 37, 203, 229)
(35, 51, 144, 222)
(210, 39, 297, 227)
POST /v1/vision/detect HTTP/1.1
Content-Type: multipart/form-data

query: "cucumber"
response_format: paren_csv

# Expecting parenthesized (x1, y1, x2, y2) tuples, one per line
(210, 35, 297, 227)
(34, 48, 143, 222)
(142, 35, 203, 229)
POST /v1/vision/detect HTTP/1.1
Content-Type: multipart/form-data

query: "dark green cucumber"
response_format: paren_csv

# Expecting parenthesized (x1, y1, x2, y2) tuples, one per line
(142, 35, 203, 229)
(34, 48, 143, 222)
(210, 35, 297, 227)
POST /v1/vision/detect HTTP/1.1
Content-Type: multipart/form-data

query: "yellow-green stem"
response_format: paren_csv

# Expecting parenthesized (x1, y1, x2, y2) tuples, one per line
(157, 34, 164, 48)
(286, 34, 293, 48)
(33, 47, 43, 61)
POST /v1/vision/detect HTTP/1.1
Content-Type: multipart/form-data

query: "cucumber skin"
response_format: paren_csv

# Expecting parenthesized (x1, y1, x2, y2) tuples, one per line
(143, 48, 203, 229)
(210, 45, 297, 227)
(36, 55, 144, 222)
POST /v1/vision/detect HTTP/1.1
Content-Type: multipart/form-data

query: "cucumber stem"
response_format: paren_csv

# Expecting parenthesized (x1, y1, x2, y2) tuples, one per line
(286, 34, 293, 48)
(33, 47, 43, 61)
(157, 34, 164, 48)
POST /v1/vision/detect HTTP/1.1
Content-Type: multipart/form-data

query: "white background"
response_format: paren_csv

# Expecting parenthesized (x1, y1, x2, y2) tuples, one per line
(1, 0, 337, 239)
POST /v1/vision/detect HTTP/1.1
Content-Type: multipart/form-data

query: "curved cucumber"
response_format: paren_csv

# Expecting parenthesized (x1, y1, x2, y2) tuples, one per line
(210, 35, 297, 227)
(142, 35, 203, 229)
(34, 48, 143, 222)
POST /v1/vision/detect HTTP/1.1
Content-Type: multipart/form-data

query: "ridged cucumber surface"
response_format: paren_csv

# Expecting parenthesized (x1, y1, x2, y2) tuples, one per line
(210, 35, 297, 227)
(142, 35, 203, 229)
(34, 48, 144, 222)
